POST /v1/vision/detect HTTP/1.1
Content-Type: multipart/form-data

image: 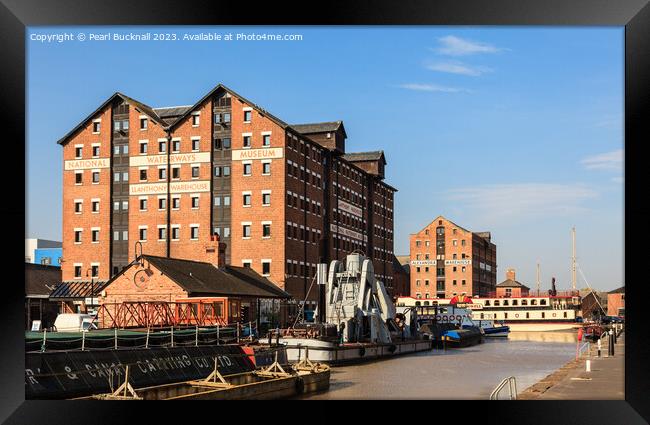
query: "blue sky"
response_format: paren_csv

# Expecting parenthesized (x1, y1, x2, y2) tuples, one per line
(26, 26, 623, 291)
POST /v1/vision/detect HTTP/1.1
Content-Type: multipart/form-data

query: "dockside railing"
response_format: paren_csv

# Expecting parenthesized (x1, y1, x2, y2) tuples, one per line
(490, 376, 517, 400)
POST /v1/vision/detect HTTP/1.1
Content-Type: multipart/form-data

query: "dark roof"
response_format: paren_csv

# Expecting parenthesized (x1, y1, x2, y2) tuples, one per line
(392, 256, 409, 276)
(290, 121, 347, 138)
(135, 255, 291, 299)
(608, 286, 625, 294)
(25, 263, 62, 297)
(496, 279, 530, 289)
(153, 106, 193, 125)
(49, 280, 110, 300)
(342, 151, 386, 165)
(475, 232, 491, 241)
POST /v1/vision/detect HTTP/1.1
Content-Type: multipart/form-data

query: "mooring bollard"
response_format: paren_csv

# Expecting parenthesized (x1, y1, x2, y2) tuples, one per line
(586, 360, 591, 372)
(597, 338, 601, 357)
(145, 328, 150, 349)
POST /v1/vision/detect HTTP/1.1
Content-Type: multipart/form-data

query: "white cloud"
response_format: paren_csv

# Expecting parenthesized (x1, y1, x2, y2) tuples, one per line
(397, 83, 470, 93)
(433, 35, 506, 56)
(580, 149, 623, 171)
(425, 61, 492, 77)
(445, 183, 598, 223)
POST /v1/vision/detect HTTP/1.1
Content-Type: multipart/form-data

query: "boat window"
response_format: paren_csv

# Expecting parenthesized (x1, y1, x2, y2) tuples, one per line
(521, 299, 528, 306)
(480, 313, 484, 319)
(503, 300, 509, 306)
(564, 312, 567, 318)
(531, 299, 537, 305)
(540, 299, 547, 305)
(424, 301, 429, 306)
(213, 302, 223, 317)
(494, 300, 500, 306)
(484, 300, 490, 306)
(415, 301, 421, 306)
(504, 312, 508, 319)
(526, 312, 529, 318)
(541, 312, 545, 318)
(512, 300, 518, 306)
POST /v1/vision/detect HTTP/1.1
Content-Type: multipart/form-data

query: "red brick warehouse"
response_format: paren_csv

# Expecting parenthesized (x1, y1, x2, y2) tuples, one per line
(57, 83, 397, 307)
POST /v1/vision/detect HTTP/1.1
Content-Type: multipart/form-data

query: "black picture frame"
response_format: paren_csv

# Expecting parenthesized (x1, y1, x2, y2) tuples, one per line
(2, 0, 648, 423)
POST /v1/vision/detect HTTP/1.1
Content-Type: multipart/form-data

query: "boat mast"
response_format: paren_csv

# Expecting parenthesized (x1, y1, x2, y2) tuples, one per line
(536, 261, 540, 294)
(571, 227, 577, 291)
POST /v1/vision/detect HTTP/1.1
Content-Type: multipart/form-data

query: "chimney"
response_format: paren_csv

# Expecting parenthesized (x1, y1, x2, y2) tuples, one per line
(205, 233, 226, 268)
(506, 268, 516, 281)
(218, 242, 227, 268)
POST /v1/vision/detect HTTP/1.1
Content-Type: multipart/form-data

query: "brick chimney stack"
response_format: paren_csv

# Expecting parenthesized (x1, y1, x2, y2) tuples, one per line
(506, 268, 516, 281)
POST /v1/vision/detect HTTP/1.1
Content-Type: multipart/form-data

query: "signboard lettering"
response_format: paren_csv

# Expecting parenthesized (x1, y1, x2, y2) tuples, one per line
(64, 158, 110, 170)
(232, 148, 283, 161)
(129, 180, 210, 196)
(129, 152, 211, 167)
(338, 200, 363, 217)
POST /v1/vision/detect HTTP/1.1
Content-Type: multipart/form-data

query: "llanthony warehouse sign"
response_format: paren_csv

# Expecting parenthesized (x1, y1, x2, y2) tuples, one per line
(129, 180, 210, 196)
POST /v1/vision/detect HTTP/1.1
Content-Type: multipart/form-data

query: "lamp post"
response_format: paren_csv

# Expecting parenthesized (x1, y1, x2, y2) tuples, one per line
(86, 268, 95, 314)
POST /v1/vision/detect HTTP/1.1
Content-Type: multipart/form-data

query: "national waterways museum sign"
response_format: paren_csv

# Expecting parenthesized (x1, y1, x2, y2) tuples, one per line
(64, 158, 110, 170)
(410, 259, 473, 266)
(232, 148, 283, 161)
(129, 152, 211, 167)
(129, 180, 210, 195)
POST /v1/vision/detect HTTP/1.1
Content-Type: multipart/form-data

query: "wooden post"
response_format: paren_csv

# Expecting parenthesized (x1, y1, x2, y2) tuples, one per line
(145, 328, 150, 349)
(114, 328, 118, 350)
(171, 326, 174, 348)
(237, 323, 240, 343)
(41, 329, 47, 352)
(216, 325, 220, 345)
(82, 330, 86, 351)
(249, 321, 253, 341)
(195, 325, 199, 347)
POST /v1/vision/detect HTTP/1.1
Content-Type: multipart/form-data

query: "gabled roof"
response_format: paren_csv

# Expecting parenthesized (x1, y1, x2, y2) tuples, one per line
(608, 286, 625, 294)
(167, 83, 290, 132)
(496, 279, 530, 289)
(392, 255, 409, 275)
(475, 232, 491, 242)
(25, 263, 61, 297)
(411, 215, 472, 236)
(290, 121, 347, 138)
(56, 92, 168, 145)
(130, 255, 291, 299)
(342, 150, 386, 165)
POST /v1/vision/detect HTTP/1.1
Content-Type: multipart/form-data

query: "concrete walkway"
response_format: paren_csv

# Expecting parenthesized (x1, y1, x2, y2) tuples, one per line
(519, 332, 624, 400)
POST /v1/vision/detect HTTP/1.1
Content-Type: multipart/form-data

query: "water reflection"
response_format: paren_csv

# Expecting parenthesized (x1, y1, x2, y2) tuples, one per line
(297, 332, 577, 400)
(508, 330, 578, 343)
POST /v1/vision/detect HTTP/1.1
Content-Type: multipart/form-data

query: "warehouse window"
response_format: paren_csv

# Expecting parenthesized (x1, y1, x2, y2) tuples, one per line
(91, 229, 99, 243)
(243, 163, 252, 176)
(92, 171, 99, 184)
(140, 169, 147, 181)
(172, 167, 180, 179)
(93, 121, 100, 133)
(139, 198, 147, 211)
(262, 223, 271, 238)
(139, 141, 148, 154)
(190, 226, 199, 240)
(223, 227, 230, 238)
(262, 161, 271, 175)
(214, 196, 221, 206)
(159, 140, 166, 153)
(223, 166, 230, 176)
(192, 114, 200, 126)
(171, 226, 180, 240)
(172, 197, 180, 209)
(75, 172, 83, 184)
(74, 230, 82, 243)
(243, 135, 251, 148)
(75, 201, 82, 213)
(191, 165, 200, 178)
(214, 166, 221, 177)
(74, 266, 82, 278)
(92, 200, 99, 213)
(139, 228, 147, 241)
(122, 172, 129, 181)
(114, 172, 120, 182)
(172, 140, 180, 152)
(242, 224, 251, 238)
(262, 261, 271, 276)
(158, 227, 167, 241)
(262, 134, 271, 147)
(192, 138, 200, 151)
(243, 193, 251, 206)
(222, 138, 231, 149)
(224, 196, 230, 206)
(262, 192, 271, 206)
(92, 146, 100, 157)
(243, 110, 252, 122)
(159, 168, 166, 180)
(122, 201, 128, 210)
(191, 196, 199, 209)
(140, 118, 148, 130)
